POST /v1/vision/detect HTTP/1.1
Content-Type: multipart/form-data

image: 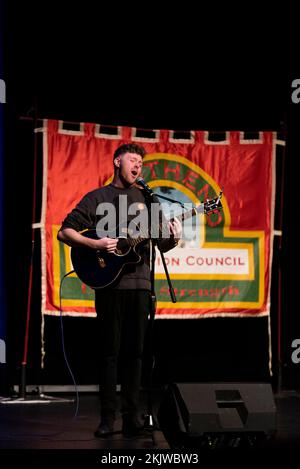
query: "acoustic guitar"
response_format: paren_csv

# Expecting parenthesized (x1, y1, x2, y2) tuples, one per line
(70, 192, 223, 289)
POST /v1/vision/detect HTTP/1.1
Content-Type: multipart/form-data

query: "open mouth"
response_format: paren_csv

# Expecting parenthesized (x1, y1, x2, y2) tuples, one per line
(131, 171, 138, 177)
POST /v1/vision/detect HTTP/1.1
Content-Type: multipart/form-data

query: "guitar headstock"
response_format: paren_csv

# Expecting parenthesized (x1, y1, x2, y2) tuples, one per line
(198, 191, 223, 215)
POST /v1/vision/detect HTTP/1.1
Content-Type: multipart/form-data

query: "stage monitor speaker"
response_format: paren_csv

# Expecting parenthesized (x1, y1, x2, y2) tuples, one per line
(158, 383, 276, 448)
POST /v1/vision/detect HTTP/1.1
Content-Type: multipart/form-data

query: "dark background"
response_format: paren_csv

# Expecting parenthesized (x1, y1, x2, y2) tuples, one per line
(3, 5, 300, 393)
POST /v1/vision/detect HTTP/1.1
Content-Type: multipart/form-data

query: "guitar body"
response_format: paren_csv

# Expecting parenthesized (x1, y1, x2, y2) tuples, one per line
(71, 230, 144, 289)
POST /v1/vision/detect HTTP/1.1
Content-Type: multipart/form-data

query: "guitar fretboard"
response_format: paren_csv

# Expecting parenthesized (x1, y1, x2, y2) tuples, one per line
(127, 237, 148, 247)
(121, 194, 222, 246)
(177, 207, 199, 222)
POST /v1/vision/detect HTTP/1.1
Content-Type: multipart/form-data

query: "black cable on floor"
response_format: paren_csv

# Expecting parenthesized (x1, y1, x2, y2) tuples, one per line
(59, 270, 79, 419)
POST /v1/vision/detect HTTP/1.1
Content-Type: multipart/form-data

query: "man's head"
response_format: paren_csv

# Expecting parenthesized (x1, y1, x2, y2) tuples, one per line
(113, 143, 146, 187)
(113, 143, 146, 162)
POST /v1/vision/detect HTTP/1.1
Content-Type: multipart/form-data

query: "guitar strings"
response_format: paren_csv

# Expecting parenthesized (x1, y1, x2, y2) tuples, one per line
(120, 193, 222, 245)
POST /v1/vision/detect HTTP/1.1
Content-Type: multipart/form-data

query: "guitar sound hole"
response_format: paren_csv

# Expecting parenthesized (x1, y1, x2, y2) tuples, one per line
(117, 238, 129, 253)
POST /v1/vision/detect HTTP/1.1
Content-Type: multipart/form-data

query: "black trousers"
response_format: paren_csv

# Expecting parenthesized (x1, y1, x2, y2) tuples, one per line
(95, 289, 150, 419)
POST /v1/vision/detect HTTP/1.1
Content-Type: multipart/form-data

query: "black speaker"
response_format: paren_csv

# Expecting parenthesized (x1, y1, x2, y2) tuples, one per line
(158, 383, 277, 448)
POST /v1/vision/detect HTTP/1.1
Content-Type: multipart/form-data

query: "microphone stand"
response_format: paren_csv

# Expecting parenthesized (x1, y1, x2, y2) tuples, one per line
(142, 190, 182, 445)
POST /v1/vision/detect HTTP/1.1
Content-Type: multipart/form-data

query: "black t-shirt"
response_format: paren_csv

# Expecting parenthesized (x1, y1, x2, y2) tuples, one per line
(61, 184, 176, 290)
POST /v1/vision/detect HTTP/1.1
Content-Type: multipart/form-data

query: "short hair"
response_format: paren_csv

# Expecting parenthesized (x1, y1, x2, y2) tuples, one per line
(113, 143, 146, 160)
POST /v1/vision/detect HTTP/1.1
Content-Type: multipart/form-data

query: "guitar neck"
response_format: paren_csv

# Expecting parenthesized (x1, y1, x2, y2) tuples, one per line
(127, 206, 202, 244)
(120, 194, 221, 245)
(127, 236, 148, 247)
(175, 207, 199, 223)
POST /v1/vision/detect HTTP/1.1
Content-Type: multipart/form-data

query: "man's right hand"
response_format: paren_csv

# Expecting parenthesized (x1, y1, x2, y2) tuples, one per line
(57, 228, 119, 253)
(93, 237, 118, 253)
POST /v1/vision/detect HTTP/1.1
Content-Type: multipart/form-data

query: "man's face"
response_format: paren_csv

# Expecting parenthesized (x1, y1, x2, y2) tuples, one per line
(115, 152, 143, 186)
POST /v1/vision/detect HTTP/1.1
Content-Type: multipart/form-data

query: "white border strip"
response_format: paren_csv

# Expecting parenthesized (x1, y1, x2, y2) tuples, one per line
(204, 131, 229, 145)
(131, 128, 160, 142)
(169, 130, 195, 144)
(44, 310, 96, 318)
(94, 124, 122, 139)
(58, 120, 84, 136)
(240, 131, 263, 144)
(273, 131, 286, 146)
(156, 311, 269, 319)
(32, 222, 43, 229)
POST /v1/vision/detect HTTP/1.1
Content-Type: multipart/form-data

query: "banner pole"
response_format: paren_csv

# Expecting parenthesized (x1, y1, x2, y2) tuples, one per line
(276, 126, 287, 395)
(0, 108, 72, 404)
(19, 99, 39, 398)
(0, 0, 6, 393)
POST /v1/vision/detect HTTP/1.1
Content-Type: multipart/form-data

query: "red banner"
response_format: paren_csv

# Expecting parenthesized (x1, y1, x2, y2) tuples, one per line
(42, 120, 277, 318)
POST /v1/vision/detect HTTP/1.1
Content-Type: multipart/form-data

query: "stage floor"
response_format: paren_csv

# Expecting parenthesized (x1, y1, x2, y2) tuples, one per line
(1, 388, 300, 456)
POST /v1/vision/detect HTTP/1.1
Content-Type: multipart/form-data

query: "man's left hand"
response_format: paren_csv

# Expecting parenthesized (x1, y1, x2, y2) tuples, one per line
(168, 218, 182, 240)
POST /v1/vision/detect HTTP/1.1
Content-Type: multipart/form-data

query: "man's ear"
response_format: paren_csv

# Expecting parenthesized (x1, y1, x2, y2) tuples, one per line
(114, 157, 121, 168)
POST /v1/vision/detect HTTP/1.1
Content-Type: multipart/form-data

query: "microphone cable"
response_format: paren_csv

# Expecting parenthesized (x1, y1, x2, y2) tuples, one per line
(59, 270, 79, 419)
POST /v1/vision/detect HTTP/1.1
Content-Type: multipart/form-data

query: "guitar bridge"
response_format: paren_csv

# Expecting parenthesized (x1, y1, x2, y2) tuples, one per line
(97, 256, 106, 268)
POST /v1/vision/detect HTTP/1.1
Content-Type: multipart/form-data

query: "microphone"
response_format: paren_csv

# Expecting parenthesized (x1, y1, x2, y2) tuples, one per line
(135, 177, 154, 196)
